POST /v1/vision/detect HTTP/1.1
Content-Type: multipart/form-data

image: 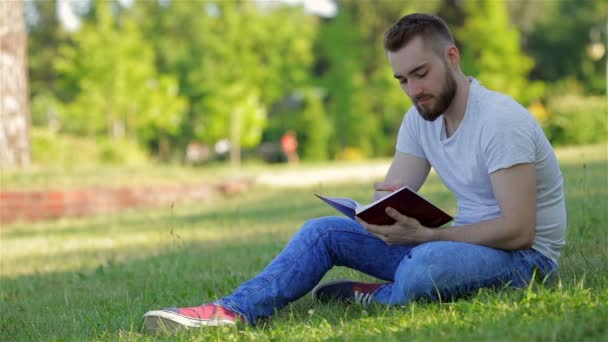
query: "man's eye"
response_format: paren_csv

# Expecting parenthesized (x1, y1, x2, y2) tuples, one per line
(416, 71, 428, 77)
(399, 79, 408, 84)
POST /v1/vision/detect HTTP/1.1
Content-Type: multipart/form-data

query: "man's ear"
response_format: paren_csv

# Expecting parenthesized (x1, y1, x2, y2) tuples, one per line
(445, 45, 460, 68)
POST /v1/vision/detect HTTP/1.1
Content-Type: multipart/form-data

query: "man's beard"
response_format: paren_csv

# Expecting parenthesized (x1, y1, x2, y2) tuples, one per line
(413, 68, 457, 122)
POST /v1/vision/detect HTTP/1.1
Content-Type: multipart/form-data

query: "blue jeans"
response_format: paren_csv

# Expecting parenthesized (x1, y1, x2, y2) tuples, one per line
(216, 216, 556, 325)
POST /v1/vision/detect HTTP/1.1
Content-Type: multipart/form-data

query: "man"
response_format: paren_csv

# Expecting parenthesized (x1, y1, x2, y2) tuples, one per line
(143, 13, 566, 332)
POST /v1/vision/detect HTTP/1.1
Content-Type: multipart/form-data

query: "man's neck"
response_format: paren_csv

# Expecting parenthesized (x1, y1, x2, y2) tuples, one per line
(443, 73, 470, 138)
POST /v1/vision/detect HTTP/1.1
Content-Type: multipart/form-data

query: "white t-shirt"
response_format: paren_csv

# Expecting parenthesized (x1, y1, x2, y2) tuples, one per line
(396, 78, 566, 265)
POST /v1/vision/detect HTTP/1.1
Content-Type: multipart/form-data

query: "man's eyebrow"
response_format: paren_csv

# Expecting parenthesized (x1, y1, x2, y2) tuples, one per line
(393, 63, 429, 79)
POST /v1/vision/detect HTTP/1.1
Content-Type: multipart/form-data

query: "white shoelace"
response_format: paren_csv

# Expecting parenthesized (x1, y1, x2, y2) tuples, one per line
(353, 291, 374, 306)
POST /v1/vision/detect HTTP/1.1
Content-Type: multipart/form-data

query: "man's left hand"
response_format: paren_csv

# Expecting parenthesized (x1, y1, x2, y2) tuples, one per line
(357, 207, 437, 245)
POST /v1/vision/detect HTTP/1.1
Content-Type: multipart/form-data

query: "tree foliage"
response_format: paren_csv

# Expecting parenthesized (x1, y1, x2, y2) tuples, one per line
(457, 0, 544, 105)
(526, 0, 607, 95)
(55, 1, 186, 156)
(24, 0, 607, 165)
(133, 1, 317, 164)
(316, 0, 440, 157)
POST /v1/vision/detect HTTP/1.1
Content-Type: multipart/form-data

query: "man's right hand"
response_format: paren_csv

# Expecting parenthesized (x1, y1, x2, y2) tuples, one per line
(373, 181, 404, 201)
(374, 150, 431, 201)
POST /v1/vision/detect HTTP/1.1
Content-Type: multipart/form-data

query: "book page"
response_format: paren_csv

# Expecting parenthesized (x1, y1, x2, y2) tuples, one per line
(326, 197, 360, 209)
(315, 194, 361, 219)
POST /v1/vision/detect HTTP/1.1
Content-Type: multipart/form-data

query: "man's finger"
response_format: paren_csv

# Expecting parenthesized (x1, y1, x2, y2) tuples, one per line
(373, 181, 402, 192)
(356, 218, 387, 241)
(386, 207, 422, 227)
(385, 206, 407, 222)
(356, 217, 377, 233)
(371, 232, 389, 243)
(359, 219, 389, 236)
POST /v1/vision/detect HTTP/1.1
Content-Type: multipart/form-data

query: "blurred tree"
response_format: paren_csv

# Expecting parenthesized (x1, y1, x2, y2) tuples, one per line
(315, 0, 439, 158)
(297, 88, 332, 160)
(505, 0, 548, 37)
(545, 94, 607, 145)
(457, 0, 544, 105)
(131, 0, 209, 154)
(0, 0, 31, 168)
(526, 0, 607, 95)
(316, 8, 373, 157)
(55, 1, 186, 159)
(134, 1, 317, 165)
(25, 0, 66, 129)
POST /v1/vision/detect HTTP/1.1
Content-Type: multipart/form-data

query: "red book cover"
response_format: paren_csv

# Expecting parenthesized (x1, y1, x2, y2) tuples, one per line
(356, 186, 452, 227)
(316, 186, 452, 228)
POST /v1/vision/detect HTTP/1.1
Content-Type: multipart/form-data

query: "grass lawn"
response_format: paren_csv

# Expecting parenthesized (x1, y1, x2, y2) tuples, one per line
(1, 144, 606, 341)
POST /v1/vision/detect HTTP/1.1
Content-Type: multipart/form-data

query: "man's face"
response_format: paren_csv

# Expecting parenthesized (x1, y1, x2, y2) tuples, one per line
(388, 36, 457, 121)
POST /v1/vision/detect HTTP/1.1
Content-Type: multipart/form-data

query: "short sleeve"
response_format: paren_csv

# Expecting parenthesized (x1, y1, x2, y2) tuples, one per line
(480, 115, 538, 174)
(396, 108, 426, 159)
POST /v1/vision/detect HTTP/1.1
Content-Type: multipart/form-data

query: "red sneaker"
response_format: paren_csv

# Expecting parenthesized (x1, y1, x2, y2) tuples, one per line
(143, 303, 244, 333)
(312, 279, 385, 306)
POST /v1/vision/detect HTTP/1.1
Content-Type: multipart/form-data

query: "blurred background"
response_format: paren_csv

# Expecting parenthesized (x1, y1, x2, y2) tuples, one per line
(1, 0, 607, 170)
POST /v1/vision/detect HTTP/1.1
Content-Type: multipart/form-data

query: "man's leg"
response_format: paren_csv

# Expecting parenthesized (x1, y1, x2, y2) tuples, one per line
(372, 241, 556, 305)
(143, 216, 414, 331)
(216, 216, 412, 324)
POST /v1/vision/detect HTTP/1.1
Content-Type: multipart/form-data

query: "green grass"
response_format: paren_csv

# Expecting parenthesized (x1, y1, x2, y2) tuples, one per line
(1, 144, 607, 341)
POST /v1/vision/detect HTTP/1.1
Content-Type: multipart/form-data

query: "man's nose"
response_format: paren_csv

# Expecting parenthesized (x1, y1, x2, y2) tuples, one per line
(408, 80, 423, 97)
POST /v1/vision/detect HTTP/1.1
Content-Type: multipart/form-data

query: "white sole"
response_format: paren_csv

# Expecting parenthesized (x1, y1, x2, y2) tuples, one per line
(143, 310, 235, 333)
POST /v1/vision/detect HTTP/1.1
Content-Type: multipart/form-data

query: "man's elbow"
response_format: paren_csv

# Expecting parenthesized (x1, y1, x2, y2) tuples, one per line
(517, 233, 535, 250)
(510, 222, 535, 250)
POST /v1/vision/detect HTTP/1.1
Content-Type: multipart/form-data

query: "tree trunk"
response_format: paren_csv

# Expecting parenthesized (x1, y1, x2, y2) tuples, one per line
(0, 0, 31, 169)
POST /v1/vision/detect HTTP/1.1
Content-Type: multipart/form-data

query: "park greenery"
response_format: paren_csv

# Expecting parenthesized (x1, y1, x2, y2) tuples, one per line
(26, 0, 607, 166)
(1, 144, 606, 340)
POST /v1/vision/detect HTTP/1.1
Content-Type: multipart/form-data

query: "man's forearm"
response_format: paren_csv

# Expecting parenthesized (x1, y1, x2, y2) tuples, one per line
(430, 217, 535, 251)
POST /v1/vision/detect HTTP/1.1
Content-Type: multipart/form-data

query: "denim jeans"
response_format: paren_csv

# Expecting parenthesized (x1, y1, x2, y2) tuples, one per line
(216, 216, 556, 325)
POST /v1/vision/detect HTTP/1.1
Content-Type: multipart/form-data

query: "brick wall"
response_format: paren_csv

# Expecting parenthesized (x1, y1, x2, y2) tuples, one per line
(0, 179, 252, 224)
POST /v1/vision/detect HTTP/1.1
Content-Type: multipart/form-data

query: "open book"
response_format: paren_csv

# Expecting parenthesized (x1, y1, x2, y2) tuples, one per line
(315, 186, 453, 227)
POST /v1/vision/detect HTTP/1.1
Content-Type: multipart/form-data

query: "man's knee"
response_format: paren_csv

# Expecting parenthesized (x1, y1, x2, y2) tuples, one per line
(394, 242, 472, 297)
(297, 216, 355, 239)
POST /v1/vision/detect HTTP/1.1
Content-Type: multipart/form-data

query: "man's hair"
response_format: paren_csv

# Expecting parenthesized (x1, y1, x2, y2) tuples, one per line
(384, 13, 455, 54)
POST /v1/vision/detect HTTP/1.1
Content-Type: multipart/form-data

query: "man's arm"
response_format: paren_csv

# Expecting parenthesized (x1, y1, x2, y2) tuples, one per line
(363, 162, 536, 251)
(431, 162, 536, 249)
(374, 151, 431, 200)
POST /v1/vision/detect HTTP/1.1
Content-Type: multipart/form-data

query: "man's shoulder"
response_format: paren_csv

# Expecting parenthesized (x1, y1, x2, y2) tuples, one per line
(474, 83, 523, 111)
(474, 86, 532, 125)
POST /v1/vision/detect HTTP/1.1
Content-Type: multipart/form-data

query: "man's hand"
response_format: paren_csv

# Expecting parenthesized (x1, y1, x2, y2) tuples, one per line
(357, 207, 436, 245)
(373, 181, 403, 201)
(373, 151, 431, 201)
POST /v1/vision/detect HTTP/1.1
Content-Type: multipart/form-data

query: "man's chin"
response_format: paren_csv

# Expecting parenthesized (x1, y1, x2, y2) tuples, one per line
(420, 113, 442, 122)
(415, 104, 442, 121)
